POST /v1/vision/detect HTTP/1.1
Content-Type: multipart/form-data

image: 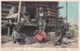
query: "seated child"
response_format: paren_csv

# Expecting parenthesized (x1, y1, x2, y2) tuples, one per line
(12, 25, 25, 44)
(34, 28, 46, 42)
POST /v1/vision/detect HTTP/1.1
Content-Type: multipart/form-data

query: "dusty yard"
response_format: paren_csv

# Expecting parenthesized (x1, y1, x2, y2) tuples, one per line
(1, 35, 78, 48)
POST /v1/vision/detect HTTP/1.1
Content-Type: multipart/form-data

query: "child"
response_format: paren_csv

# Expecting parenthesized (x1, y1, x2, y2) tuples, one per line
(12, 25, 25, 44)
(34, 28, 46, 42)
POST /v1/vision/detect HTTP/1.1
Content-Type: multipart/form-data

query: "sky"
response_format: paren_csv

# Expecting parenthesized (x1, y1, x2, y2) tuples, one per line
(59, 2, 78, 25)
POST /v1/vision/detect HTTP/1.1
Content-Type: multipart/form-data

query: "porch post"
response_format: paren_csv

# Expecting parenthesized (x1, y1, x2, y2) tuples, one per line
(17, 1, 22, 23)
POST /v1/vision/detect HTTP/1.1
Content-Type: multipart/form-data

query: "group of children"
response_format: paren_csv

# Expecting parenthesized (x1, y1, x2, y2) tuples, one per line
(9, 6, 47, 44)
(11, 6, 66, 45)
(12, 24, 47, 44)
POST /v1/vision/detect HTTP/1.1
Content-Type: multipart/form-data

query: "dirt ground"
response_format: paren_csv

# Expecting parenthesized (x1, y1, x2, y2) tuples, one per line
(1, 35, 78, 48)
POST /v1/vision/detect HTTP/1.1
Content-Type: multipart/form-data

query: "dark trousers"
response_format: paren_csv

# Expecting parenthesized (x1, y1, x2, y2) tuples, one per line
(13, 38, 25, 44)
(38, 19, 46, 31)
(56, 31, 66, 44)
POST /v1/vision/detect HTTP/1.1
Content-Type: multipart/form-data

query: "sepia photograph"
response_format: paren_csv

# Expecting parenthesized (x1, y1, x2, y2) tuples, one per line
(1, 1, 78, 48)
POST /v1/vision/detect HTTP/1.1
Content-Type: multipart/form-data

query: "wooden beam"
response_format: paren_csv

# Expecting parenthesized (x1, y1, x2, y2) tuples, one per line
(17, 1, 21, 23)
(7, 19, 11, 36)
(2, 4, 18, 8)
(21, 12, 30, 23)
(2, 12, 9, 16)
(2, 8, 10, 12)
(2, 2, 19, 7)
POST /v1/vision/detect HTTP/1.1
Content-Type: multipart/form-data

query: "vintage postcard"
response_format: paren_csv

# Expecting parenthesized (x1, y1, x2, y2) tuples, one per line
(0, 0, 80, 51)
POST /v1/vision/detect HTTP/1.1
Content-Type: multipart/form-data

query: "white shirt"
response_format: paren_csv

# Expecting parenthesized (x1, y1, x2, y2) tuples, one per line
(39, 13, 44, 17)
